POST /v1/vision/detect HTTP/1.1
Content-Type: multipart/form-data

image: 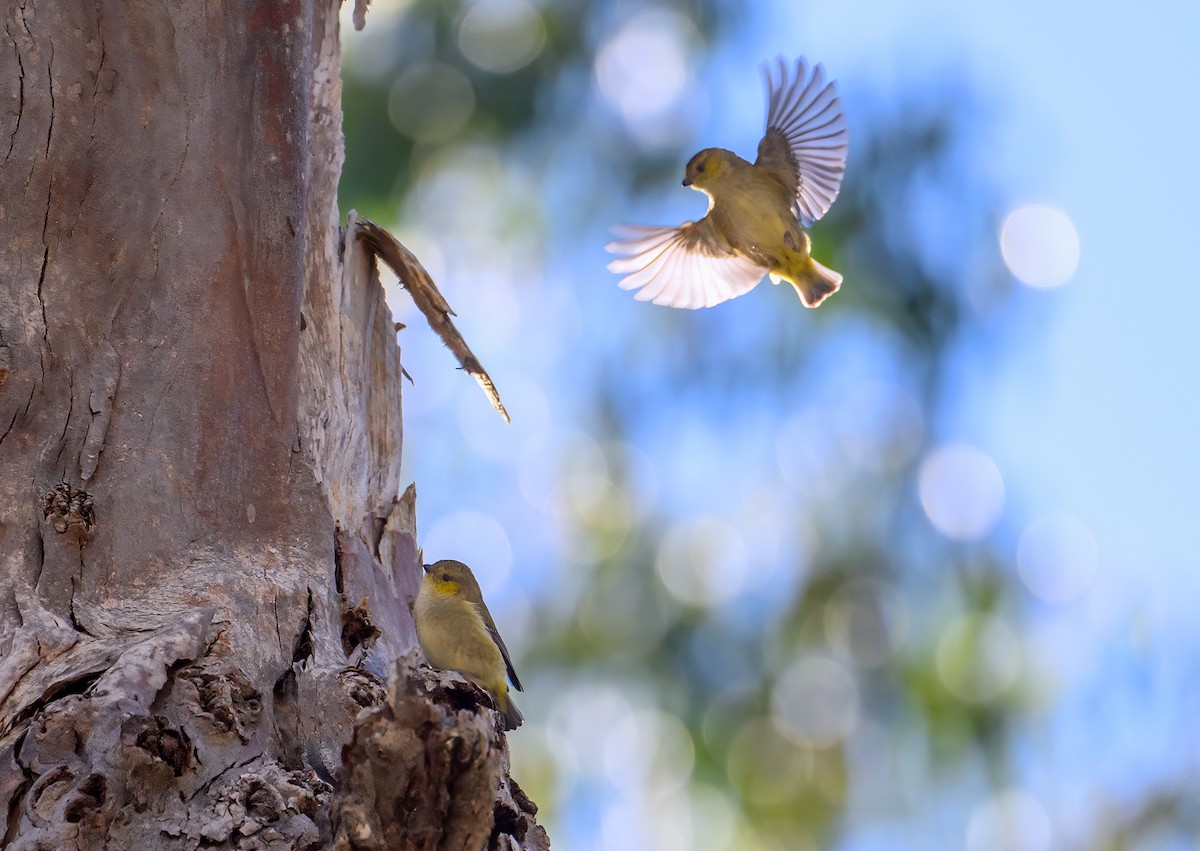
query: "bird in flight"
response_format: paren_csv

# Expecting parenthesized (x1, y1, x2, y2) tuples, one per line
(607, 57, 848, 310)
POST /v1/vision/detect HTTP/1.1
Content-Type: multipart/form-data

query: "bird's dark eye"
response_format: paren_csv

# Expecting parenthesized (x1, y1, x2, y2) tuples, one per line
(697, 162, 707, 173)
(441, 573, 451, 582)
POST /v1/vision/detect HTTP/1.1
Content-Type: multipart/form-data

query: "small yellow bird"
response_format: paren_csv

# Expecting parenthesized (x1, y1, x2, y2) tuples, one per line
(607, 57, 848, 309)
(414, 559, 524, 731)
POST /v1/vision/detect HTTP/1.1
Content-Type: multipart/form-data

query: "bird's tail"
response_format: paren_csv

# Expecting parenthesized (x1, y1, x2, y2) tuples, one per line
(775, 256, 842, 308)
(496, 690, 524, 731)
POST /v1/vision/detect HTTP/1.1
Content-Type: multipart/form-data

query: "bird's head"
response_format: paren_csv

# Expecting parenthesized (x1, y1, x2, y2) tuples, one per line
(423, 559, 479, 600)
(682, 148, 734, 191)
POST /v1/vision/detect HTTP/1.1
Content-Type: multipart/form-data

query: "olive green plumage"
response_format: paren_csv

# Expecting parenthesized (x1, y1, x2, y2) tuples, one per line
(414, 559, 524, 731)
(607, 56, 848, 310)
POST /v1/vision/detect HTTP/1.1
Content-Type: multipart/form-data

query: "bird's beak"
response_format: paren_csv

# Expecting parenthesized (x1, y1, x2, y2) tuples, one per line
(682, 177, 693, 187)
(422, 563, 431, 574)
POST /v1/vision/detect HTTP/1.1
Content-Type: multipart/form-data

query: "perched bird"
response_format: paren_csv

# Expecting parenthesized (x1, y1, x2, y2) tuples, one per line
(414, 559, 524, 731)
(607, 57, 848, 309)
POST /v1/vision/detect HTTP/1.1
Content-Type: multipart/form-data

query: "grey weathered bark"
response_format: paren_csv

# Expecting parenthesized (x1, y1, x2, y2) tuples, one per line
(0, 2, 545, 849)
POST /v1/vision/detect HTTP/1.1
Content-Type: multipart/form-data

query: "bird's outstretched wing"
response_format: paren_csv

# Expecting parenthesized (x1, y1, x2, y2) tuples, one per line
(605, 220, 767, 309)
(755, 57, 848, 227)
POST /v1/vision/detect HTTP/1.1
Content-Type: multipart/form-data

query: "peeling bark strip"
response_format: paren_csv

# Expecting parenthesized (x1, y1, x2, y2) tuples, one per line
(0, 1, 544, 848)
(352, 214, 512, 424)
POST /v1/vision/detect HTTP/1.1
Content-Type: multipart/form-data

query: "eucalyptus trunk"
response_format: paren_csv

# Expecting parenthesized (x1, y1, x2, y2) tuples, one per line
(0, 3, 544, 848)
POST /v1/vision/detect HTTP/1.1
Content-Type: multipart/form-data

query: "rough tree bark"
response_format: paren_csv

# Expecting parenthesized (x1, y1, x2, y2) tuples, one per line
(0, 2, 546, 849)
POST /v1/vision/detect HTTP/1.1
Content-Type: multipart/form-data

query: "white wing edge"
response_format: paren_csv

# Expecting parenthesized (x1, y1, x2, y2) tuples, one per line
(606, 224, 767, 310)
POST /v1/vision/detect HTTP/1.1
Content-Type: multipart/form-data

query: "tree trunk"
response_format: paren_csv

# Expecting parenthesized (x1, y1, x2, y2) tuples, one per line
(0, 2, 545, 848)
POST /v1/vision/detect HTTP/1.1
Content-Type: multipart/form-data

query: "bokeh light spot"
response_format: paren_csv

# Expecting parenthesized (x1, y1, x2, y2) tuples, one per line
(547, 684, 633, 780)
(1018, 513, 1099, 604)
(594, 11, 700, 146)
(388, 62, 475, 142)
(553, 474, 632, 564)
(725, 718, 814, 806)
(602, 789, 694, 851)
(824, 578, 909, 668)
(457, 0, 546, 74)
(604, 709, 695, 792)
(655, 516, 749, 607)
(421, 510, 512, 594)
(936, 613, 1022, 704)
(919, 444, 1005, 541)
(771, 656, 860, 747)
(1000, 205, 1079, 288)
(966, 788, 1052, 851)
(688, 785, 738, 851)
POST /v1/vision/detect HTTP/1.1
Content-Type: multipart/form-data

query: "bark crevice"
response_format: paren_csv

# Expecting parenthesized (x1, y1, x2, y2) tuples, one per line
(4, 19, 22, 163)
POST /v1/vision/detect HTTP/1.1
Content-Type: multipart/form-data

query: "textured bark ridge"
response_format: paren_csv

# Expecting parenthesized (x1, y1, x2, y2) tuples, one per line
(0, 2, 544, 848)
(332, 655, 549, 851)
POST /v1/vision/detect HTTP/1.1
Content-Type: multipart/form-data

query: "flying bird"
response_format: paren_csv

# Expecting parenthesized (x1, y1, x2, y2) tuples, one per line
(607, 57, 848, 309)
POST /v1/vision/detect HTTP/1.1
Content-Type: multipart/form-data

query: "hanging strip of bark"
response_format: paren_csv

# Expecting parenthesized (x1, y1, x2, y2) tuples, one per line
(351, 214, 511, 424)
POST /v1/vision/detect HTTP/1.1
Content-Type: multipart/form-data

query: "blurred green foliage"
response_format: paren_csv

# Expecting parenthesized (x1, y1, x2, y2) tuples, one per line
(342, 0, 726, 217)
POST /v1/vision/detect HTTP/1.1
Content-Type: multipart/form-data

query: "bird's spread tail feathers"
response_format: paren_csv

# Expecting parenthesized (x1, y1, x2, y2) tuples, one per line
(776, 256, 842, 308)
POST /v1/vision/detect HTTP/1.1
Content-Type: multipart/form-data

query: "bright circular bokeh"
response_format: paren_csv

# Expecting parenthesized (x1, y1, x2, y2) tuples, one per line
(594, 9, 701, 147)
(604, 708, 696, 792)
(655, 516, 749, 607)
(1000, 204, 1080, 288)
(547, 684, 634, 779)
(770, 655, 860, 747)
(457, 0, 546, 74)
(388, 62, 476, 142)
(918, 444, 1006, 541)
(687, 785, 738, 851)
(725, 718, 814, 806)
(1018, 513, 1099, 604)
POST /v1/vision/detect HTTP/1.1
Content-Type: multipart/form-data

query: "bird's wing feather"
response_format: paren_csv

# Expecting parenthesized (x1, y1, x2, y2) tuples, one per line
(476, 600, 522, 692)
(605, 220, 767, 309)
(754, 57, 848, 227)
